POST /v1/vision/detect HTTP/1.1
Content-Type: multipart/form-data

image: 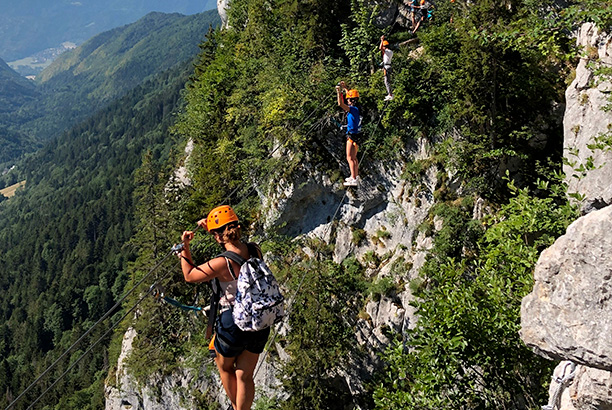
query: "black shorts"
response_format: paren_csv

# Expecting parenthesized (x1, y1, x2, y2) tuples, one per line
(214, 310, 270, 357)
(347, 133, 362, 146)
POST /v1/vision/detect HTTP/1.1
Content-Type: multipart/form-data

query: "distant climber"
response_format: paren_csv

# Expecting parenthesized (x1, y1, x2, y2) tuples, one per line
(336, 81, 362, 187)
(413, 0, 434, 33)
(427, 1, 435, 19)
(409, 0, 420, 31)
(179, 205, 269, 410)
(380, 35, 394, 101)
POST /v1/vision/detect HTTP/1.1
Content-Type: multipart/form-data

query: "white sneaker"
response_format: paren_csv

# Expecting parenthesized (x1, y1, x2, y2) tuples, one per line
(384, 94, 394, 101)
(343, 177, 359, 187)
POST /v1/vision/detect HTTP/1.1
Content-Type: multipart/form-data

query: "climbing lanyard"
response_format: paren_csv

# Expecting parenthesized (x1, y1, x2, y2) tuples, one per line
(151, 284, 203, 312)
(172, 242, 221, 338)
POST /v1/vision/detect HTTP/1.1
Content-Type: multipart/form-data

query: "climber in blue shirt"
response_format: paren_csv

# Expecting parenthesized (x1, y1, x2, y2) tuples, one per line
(336, 81, 362, 187)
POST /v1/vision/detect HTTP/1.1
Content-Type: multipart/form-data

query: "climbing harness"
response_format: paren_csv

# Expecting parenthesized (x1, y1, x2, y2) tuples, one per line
(542, 362, 578, 410)
(205, 279, 221, 339)
(151, 284, 203, 313)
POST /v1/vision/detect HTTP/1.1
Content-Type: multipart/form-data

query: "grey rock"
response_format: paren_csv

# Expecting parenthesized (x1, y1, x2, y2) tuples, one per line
(217, 0, 230, 28)
(520, 206, 612, 369)
(524, 23, 612, 410)
(105, 328, 226, 410)
(563, 24, 612, 213)
(572, 364, 612, 410)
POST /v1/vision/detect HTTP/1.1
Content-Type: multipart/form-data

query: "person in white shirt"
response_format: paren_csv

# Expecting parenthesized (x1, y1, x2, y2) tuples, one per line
(380, 35, 394, 101)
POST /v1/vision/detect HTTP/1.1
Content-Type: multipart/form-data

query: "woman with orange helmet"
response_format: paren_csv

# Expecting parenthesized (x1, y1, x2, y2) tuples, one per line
(179, 205, 268, 410)
(336, 80, 362, 187)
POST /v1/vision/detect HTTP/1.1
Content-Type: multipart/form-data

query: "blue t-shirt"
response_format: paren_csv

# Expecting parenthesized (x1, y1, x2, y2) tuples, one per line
(347, 106, 361, 134)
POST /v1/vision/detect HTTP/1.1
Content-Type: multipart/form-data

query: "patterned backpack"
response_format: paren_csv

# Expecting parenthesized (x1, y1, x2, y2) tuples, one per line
(221, 243, 285, 332)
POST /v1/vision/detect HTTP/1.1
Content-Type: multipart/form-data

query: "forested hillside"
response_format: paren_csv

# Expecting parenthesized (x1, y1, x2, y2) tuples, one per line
(0, 58, 37, 106)
(0, 59, 39, 164)
(111, 0, 611, 409)
(0, 48, 199, 410)
(0, 10, 220, 170)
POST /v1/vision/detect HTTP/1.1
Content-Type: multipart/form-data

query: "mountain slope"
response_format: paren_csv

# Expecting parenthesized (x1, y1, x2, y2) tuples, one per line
(0, 57, 37, 113)
(0, 0, 217, 61)
(37, 11, 218, 86)
(105, 0, 608, 409)
(0, 59, 40, 164)
(0, 9, 220, 164)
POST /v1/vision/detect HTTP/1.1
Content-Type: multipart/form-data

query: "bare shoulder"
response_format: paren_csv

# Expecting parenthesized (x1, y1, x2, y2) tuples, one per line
(203, 256, 230, 278)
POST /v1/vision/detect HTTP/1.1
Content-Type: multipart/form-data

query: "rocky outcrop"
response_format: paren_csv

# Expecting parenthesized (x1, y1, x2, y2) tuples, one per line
(563, 23, 612, 213)
(106, 143, 432, 407)
(521, 206, 612, 410)
(105, 328, 226, 410)
(520, 205, 612, 368)
(373, 0, 417, 30)
(105, 328, 284, 410)
(217, 0, 230, 29)
(521, 23, 612, 410)
(261, 139, 435, 398)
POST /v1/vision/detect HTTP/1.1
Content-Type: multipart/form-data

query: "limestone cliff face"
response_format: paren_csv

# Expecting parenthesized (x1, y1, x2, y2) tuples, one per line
(105, 328, 227, 410)
(521, 23, 612, 410)
(563, 23, 612, 213)
(105, 327, 283, 409)
(104, 130, 438, 408)
(260, 138, 437, 396)
(106, 7, 612, 410)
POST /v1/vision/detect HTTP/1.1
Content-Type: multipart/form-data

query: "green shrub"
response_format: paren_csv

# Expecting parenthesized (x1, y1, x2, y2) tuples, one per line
(373, 179, 578, 408)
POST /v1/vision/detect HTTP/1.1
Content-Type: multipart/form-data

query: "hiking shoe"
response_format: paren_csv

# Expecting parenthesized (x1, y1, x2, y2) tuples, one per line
(344, 177, 359, 187)
(384, 94, 394, 101)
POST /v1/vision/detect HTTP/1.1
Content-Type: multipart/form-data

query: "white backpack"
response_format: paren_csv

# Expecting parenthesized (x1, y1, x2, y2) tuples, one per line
(221, 244, 284, 331)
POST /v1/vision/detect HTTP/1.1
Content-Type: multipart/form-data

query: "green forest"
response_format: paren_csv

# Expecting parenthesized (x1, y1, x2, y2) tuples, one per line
(0, 11, 220, 410)
(0, 62, 194, 409)
(0, 10, 220, 169)
(0, 0, 611, 409)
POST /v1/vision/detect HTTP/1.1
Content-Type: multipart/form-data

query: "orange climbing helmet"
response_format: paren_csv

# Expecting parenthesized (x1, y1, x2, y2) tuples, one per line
(346, 89, 359, 99)
(382, 40, 389, 46)
(206, 205, 239, 231)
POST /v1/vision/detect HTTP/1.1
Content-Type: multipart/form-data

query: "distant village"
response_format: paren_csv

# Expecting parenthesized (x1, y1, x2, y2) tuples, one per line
(8, 41, 76, 78)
